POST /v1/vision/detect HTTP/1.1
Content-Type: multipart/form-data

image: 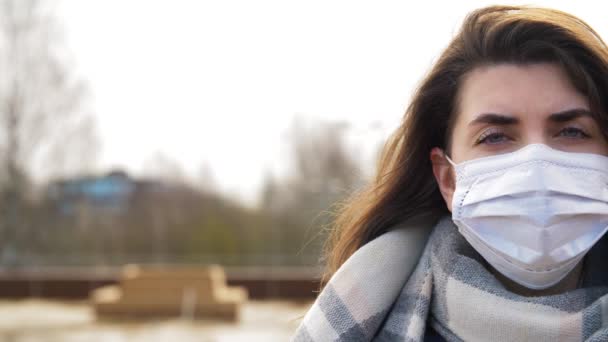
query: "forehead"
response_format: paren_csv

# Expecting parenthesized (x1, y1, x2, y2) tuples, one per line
(456, 63, 589, 120)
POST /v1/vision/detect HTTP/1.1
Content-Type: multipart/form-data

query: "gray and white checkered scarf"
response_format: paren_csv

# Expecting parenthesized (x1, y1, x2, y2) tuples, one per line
(293, 217, 608, 341)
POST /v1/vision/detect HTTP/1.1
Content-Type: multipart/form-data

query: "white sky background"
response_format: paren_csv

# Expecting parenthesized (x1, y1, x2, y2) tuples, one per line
(55, 0, 607, 206)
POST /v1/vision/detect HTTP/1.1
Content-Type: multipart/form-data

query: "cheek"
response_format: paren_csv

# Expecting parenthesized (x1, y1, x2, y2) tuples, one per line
(597, 135, 608, 156)
(558, 135, 608, 156)
(591, 142, 608, 156)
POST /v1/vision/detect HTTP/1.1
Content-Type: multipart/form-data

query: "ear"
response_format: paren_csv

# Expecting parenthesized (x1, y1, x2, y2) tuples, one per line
(430, 147, 455, 212)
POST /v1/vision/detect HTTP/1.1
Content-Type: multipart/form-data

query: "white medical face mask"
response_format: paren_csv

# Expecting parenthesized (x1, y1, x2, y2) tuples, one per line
(446, 144, 608, 289)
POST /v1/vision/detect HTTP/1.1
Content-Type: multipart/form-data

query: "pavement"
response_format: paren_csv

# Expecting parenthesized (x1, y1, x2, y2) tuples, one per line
(0, 298, 312, 341)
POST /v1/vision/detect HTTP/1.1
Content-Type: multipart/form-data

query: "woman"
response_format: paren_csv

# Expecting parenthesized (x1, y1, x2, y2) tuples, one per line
(294, 5, 608, 342)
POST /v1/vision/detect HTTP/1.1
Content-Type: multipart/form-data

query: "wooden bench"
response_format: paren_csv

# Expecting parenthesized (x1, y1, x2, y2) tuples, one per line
(91, 264, 247, 321)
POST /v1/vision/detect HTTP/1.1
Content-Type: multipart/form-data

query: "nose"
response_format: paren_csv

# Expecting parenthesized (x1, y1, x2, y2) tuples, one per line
(523, 128, 547, 146)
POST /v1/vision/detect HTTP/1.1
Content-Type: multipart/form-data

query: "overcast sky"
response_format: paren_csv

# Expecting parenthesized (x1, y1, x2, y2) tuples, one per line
(55, 0, 607, 205)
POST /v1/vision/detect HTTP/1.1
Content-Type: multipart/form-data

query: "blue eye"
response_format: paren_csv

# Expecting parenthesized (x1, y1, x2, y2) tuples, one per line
(558, 127, 590, 139)
(477, 132, 509, 145)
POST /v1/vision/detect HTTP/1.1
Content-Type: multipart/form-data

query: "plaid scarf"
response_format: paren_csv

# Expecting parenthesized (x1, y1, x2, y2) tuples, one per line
(293, 217, 608, 341)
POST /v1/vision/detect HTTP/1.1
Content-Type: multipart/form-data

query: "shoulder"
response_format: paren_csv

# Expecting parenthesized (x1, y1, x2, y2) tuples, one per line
(337, 214, 440, 284)
(375, 214, 440, 255)
(379, 214, 440, 272)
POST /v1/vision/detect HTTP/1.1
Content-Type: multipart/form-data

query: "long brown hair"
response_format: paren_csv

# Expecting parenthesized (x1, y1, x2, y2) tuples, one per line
(322, 5, 608, 284)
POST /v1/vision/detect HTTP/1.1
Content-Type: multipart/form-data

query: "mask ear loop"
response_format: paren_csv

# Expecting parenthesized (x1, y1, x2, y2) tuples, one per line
(443, 150, 457, 167)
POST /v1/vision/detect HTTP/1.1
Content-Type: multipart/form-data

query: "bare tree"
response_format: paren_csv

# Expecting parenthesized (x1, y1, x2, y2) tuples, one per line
(260, 116, 364, 265)
(0, 0, 98, 266)
(142, 151, 189, 185)
(264, 117, 362, 217)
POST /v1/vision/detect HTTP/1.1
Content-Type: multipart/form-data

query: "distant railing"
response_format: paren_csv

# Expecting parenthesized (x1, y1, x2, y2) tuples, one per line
(0, 266, 323, 300)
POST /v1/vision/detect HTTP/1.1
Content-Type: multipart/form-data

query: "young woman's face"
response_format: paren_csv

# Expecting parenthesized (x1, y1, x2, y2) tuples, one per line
(431, 62, 608, 211)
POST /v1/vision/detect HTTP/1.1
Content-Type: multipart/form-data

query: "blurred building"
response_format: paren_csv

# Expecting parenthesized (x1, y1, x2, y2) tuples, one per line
(46, 170, 166, 216)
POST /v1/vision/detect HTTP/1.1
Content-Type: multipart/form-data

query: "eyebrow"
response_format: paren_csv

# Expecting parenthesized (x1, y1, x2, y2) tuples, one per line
(468, 113, 519, 126)
(547, 108, 595, 122)
(468, 108, 595, 127)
